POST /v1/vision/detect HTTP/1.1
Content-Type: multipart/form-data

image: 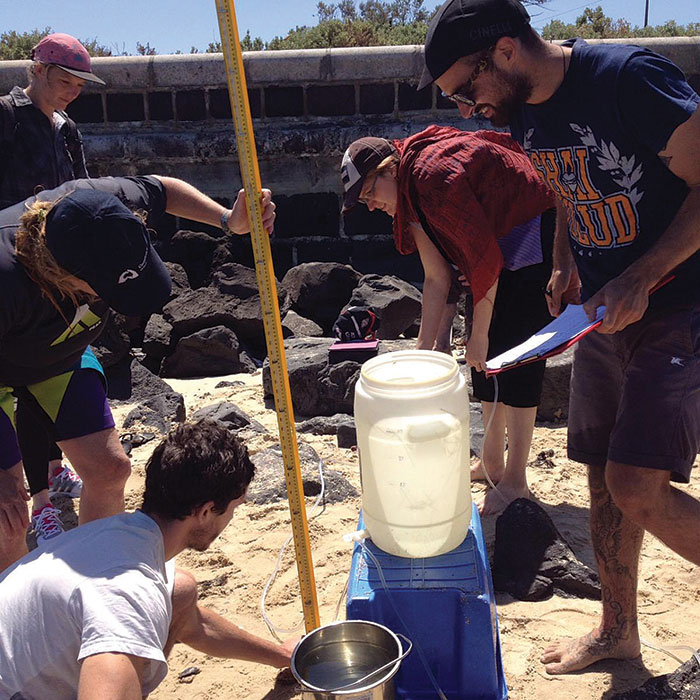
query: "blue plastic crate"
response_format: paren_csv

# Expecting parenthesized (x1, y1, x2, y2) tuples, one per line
(346, 503, 507, 700)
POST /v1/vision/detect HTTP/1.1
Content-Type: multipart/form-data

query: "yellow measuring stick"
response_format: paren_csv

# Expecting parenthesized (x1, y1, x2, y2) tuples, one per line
(215, 0, 320, 632)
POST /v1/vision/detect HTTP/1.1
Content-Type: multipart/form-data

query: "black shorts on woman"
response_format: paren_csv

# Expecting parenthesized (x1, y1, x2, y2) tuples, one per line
(471, 210, 554, 408)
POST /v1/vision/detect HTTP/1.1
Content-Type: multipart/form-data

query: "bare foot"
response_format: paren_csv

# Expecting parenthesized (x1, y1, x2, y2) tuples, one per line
(470, 459, 504, 483)
(476, 481, 529, 516)
(433, 344, 453, 355)
(541, 628, 641, 674)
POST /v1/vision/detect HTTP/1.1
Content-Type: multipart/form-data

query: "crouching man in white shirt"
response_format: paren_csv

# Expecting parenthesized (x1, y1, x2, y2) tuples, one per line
(0, 419, 295, 699)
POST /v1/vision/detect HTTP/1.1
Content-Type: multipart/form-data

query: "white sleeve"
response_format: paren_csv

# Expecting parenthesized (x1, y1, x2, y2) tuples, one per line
(72, 570, 172, 695)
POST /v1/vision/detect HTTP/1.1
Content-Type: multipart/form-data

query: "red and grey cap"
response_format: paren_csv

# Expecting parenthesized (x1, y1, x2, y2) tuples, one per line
(45, 189, 172, 316)
(31, 33, 105, 85)
(418, 0, 530, 89)
(340, 137, 397, 213)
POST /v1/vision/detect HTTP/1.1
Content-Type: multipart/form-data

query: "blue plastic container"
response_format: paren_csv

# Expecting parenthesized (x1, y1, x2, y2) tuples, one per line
(346, 503, 508, 699)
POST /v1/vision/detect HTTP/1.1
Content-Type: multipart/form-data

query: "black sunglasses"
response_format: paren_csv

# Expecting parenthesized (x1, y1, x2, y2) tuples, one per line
(441, 51, 492, 107)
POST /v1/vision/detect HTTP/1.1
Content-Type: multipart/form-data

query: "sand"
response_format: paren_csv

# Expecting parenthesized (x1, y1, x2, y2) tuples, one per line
(109, 370, 700, 700)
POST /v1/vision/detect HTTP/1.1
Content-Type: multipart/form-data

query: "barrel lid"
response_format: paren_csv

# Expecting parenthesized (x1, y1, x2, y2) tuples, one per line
(360, 349, 458, 388)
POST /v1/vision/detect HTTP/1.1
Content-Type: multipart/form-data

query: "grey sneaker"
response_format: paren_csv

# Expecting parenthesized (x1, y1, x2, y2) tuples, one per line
(32, 504, 65, 545)
(48, 464, 83, 498)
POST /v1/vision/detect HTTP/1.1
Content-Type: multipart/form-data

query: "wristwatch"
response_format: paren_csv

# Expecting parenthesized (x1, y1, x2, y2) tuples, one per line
(220, 209, 232, 233)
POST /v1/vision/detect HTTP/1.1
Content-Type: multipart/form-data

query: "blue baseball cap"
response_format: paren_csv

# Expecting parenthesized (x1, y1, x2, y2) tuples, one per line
(45, 189, 172, 316)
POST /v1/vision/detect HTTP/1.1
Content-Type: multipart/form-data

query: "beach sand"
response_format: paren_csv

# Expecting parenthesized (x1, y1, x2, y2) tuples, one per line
(109, 370, 700, 700)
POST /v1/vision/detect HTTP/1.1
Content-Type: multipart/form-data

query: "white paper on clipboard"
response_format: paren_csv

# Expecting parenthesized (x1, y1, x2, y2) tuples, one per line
(485, 303, 606, 373)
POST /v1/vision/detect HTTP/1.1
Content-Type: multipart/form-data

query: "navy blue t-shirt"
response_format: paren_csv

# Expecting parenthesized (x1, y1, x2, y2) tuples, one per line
(510, 39, 700, 307)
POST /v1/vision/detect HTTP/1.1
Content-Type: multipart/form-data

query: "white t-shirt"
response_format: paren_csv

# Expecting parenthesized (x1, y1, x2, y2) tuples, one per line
(0, 511, 175, 700)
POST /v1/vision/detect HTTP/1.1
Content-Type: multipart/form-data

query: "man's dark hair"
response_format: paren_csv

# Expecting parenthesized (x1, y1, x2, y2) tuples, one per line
(141, 420, 255, 520)
(517, 24, 542, 50)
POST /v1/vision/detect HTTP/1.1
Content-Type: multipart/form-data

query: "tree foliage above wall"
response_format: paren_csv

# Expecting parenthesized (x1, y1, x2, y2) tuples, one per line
(1, 3, 697, 60)
(542, 5, 700, 40)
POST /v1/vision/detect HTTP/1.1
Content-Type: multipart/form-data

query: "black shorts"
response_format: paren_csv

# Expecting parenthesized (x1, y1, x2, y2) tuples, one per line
(568, 304, 700, 482)
(471, 263, 553, 407)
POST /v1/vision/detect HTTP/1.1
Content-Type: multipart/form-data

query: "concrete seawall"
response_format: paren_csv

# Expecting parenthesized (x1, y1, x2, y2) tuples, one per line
(2, 38, 698, 279)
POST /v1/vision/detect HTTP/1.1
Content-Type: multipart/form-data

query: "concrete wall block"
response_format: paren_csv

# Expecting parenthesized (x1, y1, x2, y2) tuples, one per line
(2, 39, 696, 97)
(270, 239, 296, 277)
(296, 238, 352, 264)
(398, 81, 432, 111)
(274, 193, 341, 238)
(87, 56, 154, 89)
(124, 132, 198, 160)
(193, 130, 239, 159)
(81, 133, 128, 160)
(89, 54, 226, 90)
(307, 84, 355, 116)
(265, 85, 304, 117)
(176, 89, 207, 121)
(67, 93, 104, 124)
(148, 91, 174, 121)
(0, 61, 29, 93)
(150, 54, 228, 88)
(12, 36, 691, 254)
(360, 83, 395, 115)
(241, 46, 424, 83)
(106, 93, 145, 122)
(342, 206, 393, 236)
(209, 88, 261, 120)
(350, 238, 424, 280)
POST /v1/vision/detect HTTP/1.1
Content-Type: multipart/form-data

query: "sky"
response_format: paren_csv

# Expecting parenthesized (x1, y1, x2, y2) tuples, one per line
(3, 0, 698, 56)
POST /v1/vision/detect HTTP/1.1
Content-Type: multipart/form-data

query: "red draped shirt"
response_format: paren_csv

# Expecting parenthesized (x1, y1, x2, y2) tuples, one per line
(393, 125, 555, 303)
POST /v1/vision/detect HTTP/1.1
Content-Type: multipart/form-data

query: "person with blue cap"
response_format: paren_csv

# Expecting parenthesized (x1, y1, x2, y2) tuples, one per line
(0, 174, 276, 572)
(1, 32, 108, 546)
(420, 0, 700, 677)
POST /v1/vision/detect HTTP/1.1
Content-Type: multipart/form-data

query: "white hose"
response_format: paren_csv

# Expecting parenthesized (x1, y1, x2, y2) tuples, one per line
(260, 458, 326, 642)
(477, 374, 509, 504)
(640, 637, 700, 668)
(359, 539, 450, 700)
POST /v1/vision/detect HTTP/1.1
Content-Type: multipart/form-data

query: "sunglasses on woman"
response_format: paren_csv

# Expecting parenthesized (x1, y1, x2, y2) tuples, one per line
(358, 172, 380, 205)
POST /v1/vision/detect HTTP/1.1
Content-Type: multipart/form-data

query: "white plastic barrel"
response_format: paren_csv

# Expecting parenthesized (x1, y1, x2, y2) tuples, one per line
(354, 350, 471, 558)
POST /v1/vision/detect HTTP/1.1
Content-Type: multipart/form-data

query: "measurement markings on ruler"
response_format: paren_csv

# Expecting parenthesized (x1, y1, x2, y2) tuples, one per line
(215, 0, 320, 632)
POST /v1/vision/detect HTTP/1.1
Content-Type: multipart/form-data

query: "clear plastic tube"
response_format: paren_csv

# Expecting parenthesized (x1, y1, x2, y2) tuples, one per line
(478, 374, 509, 504)
(260, 458, 326, 642)
(358, 539, 450, 700)
(640, 637, 700, 668)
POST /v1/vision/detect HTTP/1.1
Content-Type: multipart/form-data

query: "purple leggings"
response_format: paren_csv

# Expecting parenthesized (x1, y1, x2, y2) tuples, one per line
(0, 368, 115, 483)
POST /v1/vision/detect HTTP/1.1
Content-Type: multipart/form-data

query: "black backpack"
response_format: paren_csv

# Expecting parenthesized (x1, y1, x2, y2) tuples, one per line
(0, 94, 85, 191)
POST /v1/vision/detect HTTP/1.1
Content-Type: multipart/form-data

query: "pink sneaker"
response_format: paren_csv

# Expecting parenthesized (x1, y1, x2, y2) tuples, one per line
(49, 464, 83, 498)
(32, 504, 65, 545)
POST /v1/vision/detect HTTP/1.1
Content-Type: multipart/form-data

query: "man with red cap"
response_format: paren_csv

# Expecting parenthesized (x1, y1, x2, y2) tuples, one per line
(0, 33, 106, 547)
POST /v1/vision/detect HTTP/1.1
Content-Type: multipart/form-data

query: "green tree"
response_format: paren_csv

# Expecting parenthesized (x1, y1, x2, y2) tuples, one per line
(542, 6, 699, 39)
(0, 28, 51, 60)
(136, 41, 157, 56)
(265, 0, 547, 50)
(80, 38, 113, 57)
(266, 0, 436, 49)
(240, 31, 264, 51)
(0, 28, 112, 60)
